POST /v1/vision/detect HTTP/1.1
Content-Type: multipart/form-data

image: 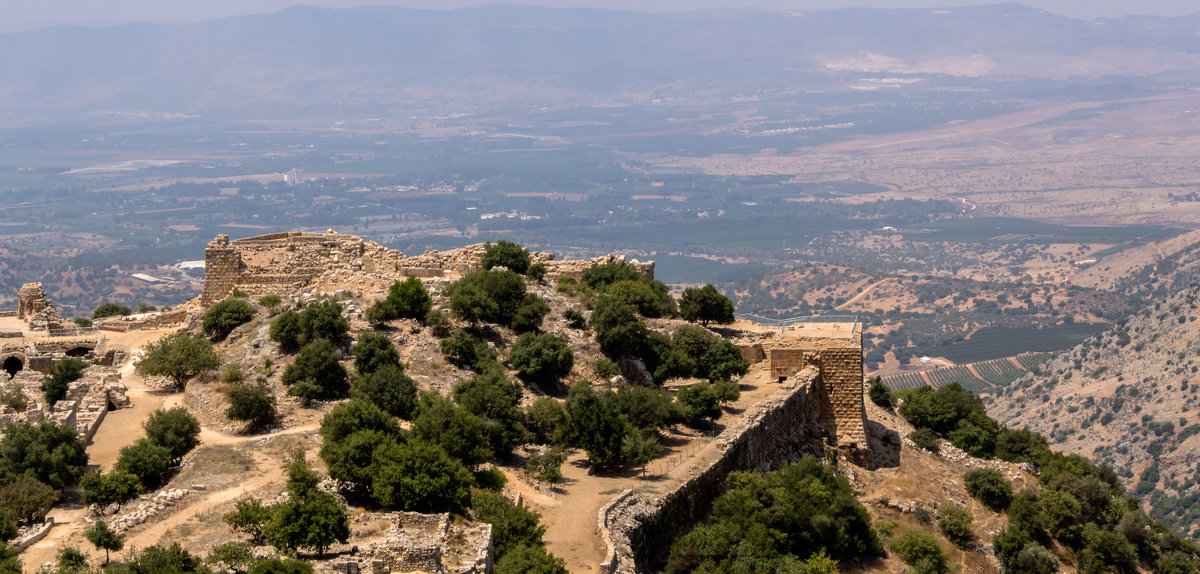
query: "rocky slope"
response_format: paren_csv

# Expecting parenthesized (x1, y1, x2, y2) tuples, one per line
(989, 283, 1200, 540)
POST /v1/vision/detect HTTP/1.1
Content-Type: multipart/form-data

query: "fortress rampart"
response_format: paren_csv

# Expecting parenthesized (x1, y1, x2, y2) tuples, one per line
(199, 231, 654, 305)
(599, 330, 871, 573)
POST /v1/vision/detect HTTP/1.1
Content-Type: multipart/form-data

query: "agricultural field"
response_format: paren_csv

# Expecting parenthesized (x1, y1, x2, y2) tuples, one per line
(881, 353, 1054, 395)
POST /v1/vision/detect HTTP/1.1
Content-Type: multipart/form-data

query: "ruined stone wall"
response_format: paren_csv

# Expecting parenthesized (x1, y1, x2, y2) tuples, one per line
(603, 372, 836, 573)
(767, 334, 868, 459)
(198, 231, 655, 308)
(17, 283, 65, 330)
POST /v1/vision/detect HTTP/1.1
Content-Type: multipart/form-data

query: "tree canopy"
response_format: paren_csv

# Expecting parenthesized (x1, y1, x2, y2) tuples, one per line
(282, 339, 349, 404)
(202, 298, 256, 339)
(507, 332, 574, 387)
(678, 284, 735, 326)
(135, 334, 220, 389)
(481, 240, 533, 275)
(143, 407, 201, 462)
(0, 419, 88, 490)
(365, 277, 433, 324)
(42, 357, 86, 406)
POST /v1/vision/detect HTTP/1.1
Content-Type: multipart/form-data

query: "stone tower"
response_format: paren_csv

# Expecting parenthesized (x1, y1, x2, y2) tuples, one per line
(200, 235, 242, 305)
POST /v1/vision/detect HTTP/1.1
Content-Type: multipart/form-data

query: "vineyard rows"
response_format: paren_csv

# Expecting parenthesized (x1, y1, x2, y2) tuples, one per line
(880, 353, 1053, 394)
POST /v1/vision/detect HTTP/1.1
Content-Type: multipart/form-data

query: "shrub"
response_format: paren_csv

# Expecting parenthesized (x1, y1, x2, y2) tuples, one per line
(910, 428, 941, 454)
(353, 363, 418, 419)
(1013, 542, 1059, 574)
(482, 240, 532, 275)
(93, 303, 131, 319)
(677, 382, 723, 424)
(86, 520, 124, 564)
(446, 269, 527, 327)
(366, 277, 432, 324)
(257, 295, 282, 309)
(0, 419, 88, 490)
(440, 329, 498, 372)
(607, 279, 676, 318)
(453, 370, 531, 457)
(0, 476, 59, 525)
(471, 490, 546, 558)
(527, 262, 547, 282)
(269, 311, 303, 352)
(202, 298, 256, 339)
(264, 462, 349, 557)
(589, 297, 647, 356)
(890, 530, 950, 574)
(937, 504, 974, 548)
(565, 383, 627, 466)
(525, 446, 567, 483)
(524, 397, 568, 445)
(74, 317, 93, 328)
(143, 407, 201, 462)
(495, 544, 568, 574)
(227, 383, 278, 429)
(424, 308, 451, 337)
(508, 333, 574, 386)
(562, 309, 586, 329)
(135, 334, 221, 390)
(282, 339, 349, 404)
(80, 471, 141, 511)
(369, 439, 475, 514)
(964, 468, 1013, 511)
(654, 324, 748, 383)
(0, 384, 25, 413)
(350, 332, 400, 376)
(115, 438, 173, 488)
(678, 284, 735, 326)
(298, 299, 349, 344)
(206, 541, 253, 573)
(412, 393, 493, 469)
(224, 498, 273, 543)
(593, 359, 620, 379)
(220, 365, 245, 384)
(868, 377, 893, 410)
(511, 293, 550, 333)
(42, 357, 86, 406)
(665, 456, 883, 573)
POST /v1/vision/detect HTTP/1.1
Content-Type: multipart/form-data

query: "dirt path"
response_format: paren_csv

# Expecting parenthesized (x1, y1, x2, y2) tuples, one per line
(835, 278, 893, 311)
(523, 369, 780, 573)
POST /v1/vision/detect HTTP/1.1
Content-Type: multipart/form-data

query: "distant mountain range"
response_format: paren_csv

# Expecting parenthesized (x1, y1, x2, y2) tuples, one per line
(1, 3, 1199, 115)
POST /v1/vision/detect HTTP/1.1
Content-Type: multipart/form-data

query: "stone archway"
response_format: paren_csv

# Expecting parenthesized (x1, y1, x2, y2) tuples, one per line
(3, 356, 22, 378)
(65, 347, 91, 358)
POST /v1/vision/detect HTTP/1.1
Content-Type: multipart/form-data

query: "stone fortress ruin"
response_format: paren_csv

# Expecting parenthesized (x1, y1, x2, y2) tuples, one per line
(0, 284, 130, 446)
(194, 232, 878, 574)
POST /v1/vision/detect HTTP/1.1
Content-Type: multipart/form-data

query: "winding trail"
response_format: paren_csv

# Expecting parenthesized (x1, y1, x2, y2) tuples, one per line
(835, 278, 893, 311)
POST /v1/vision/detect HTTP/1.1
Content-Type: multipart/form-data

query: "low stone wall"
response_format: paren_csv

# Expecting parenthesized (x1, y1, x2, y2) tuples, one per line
(601, 371, 838, 573)
(13, 518, 53, 550)
(0, 310, 17, 318)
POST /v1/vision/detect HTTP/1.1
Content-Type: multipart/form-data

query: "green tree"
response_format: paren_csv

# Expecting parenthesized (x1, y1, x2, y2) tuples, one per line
(128, 542, 212, 574)
(446, 270, 527, 327)
(1078, 523, 1137, 574)
(527, 262, 547, 282)
(524, 446, 567, 483)
(677, 382, 723, 424)
(298, 299, 349, 345)
(868, 376, 893, 410)
(1013, 543, 1059, 574)
(365, 277, 433, 324)
(0, 510, 15, 543)
(0, 384, 28, 413)
(440, 329, 498, 372)
(42, 357, 86, 406)
(524, 397, 568, 445)
(964, 468, 1013, 511)
(282, 339, 349, 404)
(257, 295, 282, 309)
(56, 546, 88, 574)
(606, 385, 681, 433)
(115, 438, 173, 488)
(135, 334, 220, 390)
(80, 471, 141, 511)
(369, 439, 474, 514)
(678, 284, 735, 326)
(412, 392, 492, 469)
(264, 461, 349, 557)
(937, 504, 974, 548)
(589, 297, 647, 356)
(0, 542, 20, 574)
(890, 530, 950, 574)
(350, 333, 400, 376)
(424, 308, 451, 337)
(85, 520, 124, 564)
(508, 333, 574, 387)
(352, 363, 418, 419)
(0, 476, 59, 525)
(206, 542, 253, 573)
(607, 279, 675, 318)
(482, 240, 533, 275)
(144, 407, 201, 462)
(0, 419, 88, 489)
(565, 384, 627, 467)
(74, 317, 93, 328)
(224, 498, 273, 544)
(511, 293, 550, 333)
(93, 303, 131, 319)
(622, 430, 663, 475)
(227, 383, 278, 429)
(269, 311, 303, 352)
(472, 490, 546, 558)
(495, 544, 568, 574)
(202, 299, 256, 339)
(453, 370, 530, 457)
(581, 261, 644, 291)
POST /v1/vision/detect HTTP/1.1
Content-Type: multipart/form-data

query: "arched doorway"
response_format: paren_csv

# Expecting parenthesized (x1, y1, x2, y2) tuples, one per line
(3, 356, 22, 378)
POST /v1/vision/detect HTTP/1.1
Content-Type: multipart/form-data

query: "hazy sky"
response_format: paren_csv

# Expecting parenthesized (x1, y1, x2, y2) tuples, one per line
(2, 0, 1196, 33)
